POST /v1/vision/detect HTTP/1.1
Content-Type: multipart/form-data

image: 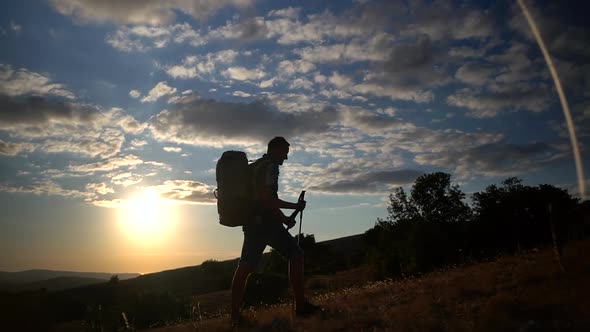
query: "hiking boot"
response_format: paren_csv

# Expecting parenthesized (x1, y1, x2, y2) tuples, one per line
(295, 301, 322, 318)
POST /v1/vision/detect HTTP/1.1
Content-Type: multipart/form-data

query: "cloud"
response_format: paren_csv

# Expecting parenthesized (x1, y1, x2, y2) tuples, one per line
(0, 64, 75, 99)
(400, 0, 495, 40)
(110, 172, 143, 187)
(106, 23, 206, 52)
(68, 155, 144, 173)
(0, 94, 146, 158)
(415, 141, 569, 179)
(508, 2, 590, 59)
(86, 182, 115, 195)
(208, 16, 269, 41)
(152, 180, 215, 204)
(447, 84, 550, 118)
(296, 40, 390, 64)
(0, 140, 32, 156)
(0, 180, 90, 199)
(310, 169, 423, 194)
(232, 91, 251, 97)
(265, 5, 390, 45)
(455, 62, 496, 85)
(141, 81, 177, 103)
(277, 60, 316, 77)
(268, 6, 301, 19)
(150, 97, 339, 147)
(50, 0, 254, 25)
(166, 65, 197, 79)
(165, 50, 239, 80)
(129, 89, 141, 98)
(163, 146, 182, 153)
(130, 139, 148, 147)
(10, 21, 22, 33)
(222, 67, 266, 81)
(259, 78, 275, 88)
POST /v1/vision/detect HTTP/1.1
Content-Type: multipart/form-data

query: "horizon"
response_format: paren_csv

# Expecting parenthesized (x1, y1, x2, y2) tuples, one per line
(1, 0, 588, 273)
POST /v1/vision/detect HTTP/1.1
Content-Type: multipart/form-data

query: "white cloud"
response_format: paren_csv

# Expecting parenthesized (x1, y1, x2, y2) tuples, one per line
(259, 78, 275, 88)
(268, 6, 301, 19)
(68, 155, 144, 173)
(129, 89, 141, 98)
(50, 0, 254, 25)
(163, 146, 182, 153)
(0, 180, 90, 199)
(232, 91, 252, 97)
(130, 139, 148, 147)
(277, 60, 316, 77)
(110, 172, 143, 187)
(166, 65, 197, 79)
(0, 64, 75, 99)
(288, 78, 313, 90)
(86, 182, 114, 195)
(141, 81, 177, 103)
(165, 50, 239, 80)
(106, 23, 206, 52)
(222, 66, 266, 81)
(151, 180, 216, 204)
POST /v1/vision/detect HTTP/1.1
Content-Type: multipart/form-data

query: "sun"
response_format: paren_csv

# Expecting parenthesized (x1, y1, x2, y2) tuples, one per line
(117, 188, 177, 245)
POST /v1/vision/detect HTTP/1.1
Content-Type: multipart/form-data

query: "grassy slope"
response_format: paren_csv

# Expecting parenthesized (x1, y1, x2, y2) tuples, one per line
(146, 240, 590, 332)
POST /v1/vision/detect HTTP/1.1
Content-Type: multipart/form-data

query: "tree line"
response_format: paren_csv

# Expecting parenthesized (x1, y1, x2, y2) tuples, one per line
(364, 172, 588, 277)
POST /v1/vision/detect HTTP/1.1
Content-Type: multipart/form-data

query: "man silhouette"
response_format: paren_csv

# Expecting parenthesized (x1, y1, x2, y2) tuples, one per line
(230, 136, 320, 325)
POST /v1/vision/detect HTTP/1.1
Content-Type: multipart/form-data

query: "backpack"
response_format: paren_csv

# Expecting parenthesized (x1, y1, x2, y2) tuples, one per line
(214, 151, 255, 227)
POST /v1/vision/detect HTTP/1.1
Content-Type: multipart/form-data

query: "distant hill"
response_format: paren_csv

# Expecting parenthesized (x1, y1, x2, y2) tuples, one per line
(116, 233, 365, 295)
(0, 269, 140, 292)
(0, 276, 109, 292)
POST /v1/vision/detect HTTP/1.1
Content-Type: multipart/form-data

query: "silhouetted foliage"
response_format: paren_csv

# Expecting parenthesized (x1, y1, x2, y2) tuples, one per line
(471, 178, 578, 257)
(365, 172, 472, 276)
(364, 173, 583, 278)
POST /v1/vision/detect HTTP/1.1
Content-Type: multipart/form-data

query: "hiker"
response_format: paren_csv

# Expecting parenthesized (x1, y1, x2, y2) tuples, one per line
(230, 136, 320, 325)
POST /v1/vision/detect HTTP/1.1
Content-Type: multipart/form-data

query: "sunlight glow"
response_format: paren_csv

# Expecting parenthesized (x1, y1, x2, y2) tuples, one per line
(117, 188, 178, 245)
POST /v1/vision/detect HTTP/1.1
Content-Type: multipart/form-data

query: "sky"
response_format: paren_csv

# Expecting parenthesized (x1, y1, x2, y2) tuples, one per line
(0, 0, 588, 274)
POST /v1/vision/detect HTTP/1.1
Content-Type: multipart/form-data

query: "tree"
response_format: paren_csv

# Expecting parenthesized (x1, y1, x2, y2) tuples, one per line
(471, 177, 578, 256)
(366, 172, 472, 276)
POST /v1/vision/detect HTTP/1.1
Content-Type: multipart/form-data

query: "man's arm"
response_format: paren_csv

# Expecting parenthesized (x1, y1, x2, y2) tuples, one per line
(258, 186, 290, 223)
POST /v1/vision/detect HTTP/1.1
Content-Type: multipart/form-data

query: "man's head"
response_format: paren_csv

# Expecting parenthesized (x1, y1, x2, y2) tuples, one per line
(267, 136, 290, 165)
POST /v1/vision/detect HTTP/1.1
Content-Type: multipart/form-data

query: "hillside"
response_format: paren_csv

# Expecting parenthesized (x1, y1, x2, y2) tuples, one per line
(142, 240, 590, 332)
(0, 276, 108, 292)
(78, 234, 364, 297)
(0, 269, 140, 291)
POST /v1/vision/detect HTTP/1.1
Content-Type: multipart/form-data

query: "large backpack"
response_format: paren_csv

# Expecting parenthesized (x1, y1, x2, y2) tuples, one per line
(215, 151, 255, 227)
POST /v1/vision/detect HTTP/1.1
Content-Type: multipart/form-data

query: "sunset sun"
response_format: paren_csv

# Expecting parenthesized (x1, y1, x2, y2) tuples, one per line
(117, 188, 177, 244)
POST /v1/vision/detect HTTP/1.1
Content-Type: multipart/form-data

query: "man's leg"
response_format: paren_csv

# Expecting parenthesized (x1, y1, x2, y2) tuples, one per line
(289, 255, 305, 311)
(231, 263, 254, 322)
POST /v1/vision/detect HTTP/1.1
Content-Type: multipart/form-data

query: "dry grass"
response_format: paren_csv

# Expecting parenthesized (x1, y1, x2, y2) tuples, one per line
(146, 240, 590, 332)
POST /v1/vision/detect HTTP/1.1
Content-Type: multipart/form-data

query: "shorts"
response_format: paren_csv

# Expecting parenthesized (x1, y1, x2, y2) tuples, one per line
(238, 217, 304, 268)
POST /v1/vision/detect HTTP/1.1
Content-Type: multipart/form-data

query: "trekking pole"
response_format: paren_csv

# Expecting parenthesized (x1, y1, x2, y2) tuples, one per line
(297, 191, 306, 246)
